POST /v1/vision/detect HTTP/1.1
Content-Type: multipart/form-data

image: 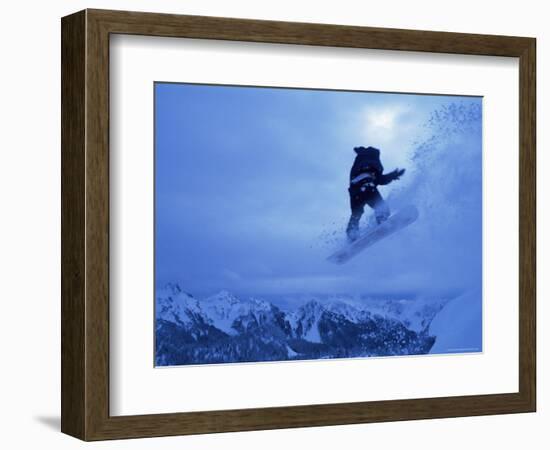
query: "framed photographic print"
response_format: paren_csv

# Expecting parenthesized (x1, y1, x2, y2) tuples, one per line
(61, 9, 536, 441)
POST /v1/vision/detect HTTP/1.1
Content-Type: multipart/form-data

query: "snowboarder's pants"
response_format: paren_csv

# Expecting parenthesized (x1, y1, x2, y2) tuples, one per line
(346, 187, 390, 236)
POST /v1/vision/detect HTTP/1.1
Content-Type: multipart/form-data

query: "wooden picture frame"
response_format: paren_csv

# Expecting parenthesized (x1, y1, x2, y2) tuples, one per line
(61, 9, 536, 441)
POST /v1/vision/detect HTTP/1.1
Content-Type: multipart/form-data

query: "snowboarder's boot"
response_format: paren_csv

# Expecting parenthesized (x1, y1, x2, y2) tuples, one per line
(374, 201, 391, 224)
(346, 218, 361, 243)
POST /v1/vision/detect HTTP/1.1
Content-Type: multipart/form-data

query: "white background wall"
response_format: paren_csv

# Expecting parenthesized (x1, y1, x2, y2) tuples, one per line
(0, 1, 546, 448)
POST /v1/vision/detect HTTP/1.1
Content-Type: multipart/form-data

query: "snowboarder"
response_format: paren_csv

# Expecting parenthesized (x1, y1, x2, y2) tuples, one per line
(346, 146, 405, 242)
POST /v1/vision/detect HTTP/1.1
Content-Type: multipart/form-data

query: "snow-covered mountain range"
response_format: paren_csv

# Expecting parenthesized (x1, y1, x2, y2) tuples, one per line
(155, 284, 448, 366)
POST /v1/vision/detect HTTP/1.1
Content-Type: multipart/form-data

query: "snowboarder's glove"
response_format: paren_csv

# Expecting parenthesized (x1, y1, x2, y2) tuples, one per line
(390, 168, 406, 180)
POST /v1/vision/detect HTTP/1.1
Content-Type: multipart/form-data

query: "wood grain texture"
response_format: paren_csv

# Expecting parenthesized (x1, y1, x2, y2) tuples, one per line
(60, 10, 86, 439)
(518, 38, 536, 410)
(61, 9, 537, 441)
(89, 8, 532, 56)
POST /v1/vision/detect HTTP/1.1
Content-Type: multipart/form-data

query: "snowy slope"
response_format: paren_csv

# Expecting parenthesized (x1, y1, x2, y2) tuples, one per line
(155, 283, 202, 326)
(287, 301, 325, 343)
(201, 290, 274, 335)
(360, 297, 449, 332)
(428, 289, 482, 354)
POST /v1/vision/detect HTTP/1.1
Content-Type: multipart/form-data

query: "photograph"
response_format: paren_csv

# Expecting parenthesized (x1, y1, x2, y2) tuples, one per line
(154, 83, 483, 366)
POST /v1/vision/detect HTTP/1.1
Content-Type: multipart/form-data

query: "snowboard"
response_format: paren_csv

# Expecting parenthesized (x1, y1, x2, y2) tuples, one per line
(328, 204, 419, 264)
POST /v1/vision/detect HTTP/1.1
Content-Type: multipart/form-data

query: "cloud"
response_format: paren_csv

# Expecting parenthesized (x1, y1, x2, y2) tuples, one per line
(221, 268, 242, 281)
(236, 274, 356, 295)
(358, 103, 424, 173)
(365, 105, 406, 132)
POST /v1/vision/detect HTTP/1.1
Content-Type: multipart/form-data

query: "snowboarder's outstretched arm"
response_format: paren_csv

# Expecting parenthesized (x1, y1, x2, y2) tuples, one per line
(377, 168, 406, 185)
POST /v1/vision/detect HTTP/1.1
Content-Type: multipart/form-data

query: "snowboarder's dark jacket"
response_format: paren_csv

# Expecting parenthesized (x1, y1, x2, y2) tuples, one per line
(349, 146, 400, 190)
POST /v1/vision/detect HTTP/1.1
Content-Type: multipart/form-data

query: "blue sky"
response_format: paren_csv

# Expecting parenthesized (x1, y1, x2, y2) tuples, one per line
(155, 83, 482, 299)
